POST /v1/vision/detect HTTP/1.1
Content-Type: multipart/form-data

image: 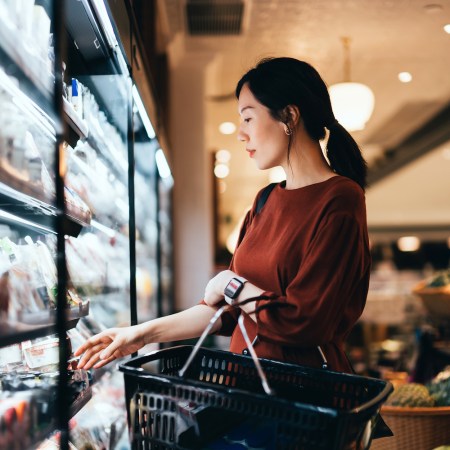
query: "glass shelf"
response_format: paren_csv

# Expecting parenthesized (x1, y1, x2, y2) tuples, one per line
(0, 181, 91, 237)
(63, 97, 89, 140)
(0, 19, 54, 116)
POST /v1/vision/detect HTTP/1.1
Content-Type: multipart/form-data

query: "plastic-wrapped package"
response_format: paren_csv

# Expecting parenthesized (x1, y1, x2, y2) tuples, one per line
(70, 371, 127, 450)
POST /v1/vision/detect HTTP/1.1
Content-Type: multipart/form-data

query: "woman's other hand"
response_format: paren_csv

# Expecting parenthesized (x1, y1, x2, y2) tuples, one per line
(204, 269, 237, 307)
(74, 324, 146, 369)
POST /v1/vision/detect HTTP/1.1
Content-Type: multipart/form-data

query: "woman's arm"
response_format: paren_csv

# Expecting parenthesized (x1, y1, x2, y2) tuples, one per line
(75, 304, 220, 369)
(204, 269, 263, 321)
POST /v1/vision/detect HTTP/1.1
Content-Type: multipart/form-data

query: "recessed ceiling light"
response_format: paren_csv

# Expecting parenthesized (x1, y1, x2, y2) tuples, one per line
(219, 122, 236, 135)
(444, 24, 450, 34)
(214, 163, 229, 178)
(398, 72, 412, 83)
(216, 149, 231, 163)
(397, 236, 420, 252)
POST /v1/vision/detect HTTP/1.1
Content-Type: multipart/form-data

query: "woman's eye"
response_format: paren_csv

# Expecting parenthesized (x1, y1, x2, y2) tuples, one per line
(244, 118, 251, 123)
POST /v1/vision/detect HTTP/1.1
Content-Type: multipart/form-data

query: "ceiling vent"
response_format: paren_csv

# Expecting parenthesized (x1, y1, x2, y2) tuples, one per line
(186, 0, 244, 35)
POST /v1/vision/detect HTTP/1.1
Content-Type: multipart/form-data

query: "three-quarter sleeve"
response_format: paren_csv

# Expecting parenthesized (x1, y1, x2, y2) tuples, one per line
(255, 212, 370, 347)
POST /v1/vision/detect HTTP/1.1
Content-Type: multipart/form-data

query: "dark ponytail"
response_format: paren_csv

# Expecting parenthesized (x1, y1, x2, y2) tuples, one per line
(326, 122, 367, 190)
(236, 57, 368, 190)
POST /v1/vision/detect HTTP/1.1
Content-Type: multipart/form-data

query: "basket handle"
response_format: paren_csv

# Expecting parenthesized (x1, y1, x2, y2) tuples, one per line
(237, 314, 274, 395)
(178, 304, 275, 395)
(178, 305, 227, 378)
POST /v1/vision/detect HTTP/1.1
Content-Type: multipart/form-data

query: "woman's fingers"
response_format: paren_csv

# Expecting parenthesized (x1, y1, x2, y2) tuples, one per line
(85, 343, 125, 369)
(74, 328, 134, 370)
(77, 342, 108, 369)
(78, 345, 110, 370)
(93, 354, 116, 369)
(74, 331, 112, 357)
(98, 336, 125, 361)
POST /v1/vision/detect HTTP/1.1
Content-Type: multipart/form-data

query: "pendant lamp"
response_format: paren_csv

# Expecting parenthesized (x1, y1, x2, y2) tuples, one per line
(329, 37, 375, 131)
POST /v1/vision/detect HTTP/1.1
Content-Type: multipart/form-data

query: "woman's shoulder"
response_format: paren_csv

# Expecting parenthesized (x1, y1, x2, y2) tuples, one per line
(323, 176, 366, 214)
(329, 175, 364, 197)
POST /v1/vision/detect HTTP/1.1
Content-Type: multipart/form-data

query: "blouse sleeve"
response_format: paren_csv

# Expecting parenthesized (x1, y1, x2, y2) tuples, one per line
(255, 212, 370, 347)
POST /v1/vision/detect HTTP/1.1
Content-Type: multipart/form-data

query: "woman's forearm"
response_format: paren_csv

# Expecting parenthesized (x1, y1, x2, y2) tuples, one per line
(138, 304, 222, 345)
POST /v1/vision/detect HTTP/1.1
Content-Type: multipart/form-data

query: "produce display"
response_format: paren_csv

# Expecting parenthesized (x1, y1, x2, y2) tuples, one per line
(413, 270, 450, 321)
(428, 366, 450, 406)
(385, 366, 450, 407)
(426, 271, 450, 288)
(386, 382, 435, 407)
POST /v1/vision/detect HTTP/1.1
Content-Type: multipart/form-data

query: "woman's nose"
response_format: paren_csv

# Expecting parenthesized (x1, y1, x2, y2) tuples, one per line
(237, 126, 247, 142)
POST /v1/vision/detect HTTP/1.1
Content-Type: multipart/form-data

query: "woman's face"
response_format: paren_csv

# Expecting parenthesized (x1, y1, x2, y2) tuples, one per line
(237, 83, 289, 170)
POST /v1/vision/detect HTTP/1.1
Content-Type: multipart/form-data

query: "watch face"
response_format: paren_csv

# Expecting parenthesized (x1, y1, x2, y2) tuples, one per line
(224, 278, 244, 299)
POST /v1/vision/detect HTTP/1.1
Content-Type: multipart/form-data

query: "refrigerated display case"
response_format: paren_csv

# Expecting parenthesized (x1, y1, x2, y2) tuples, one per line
(0, 1, 83, 448)
(1, 0, 173, 448)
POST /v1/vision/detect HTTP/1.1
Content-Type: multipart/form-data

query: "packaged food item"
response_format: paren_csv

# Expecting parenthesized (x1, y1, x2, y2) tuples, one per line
(0, 344, 23, 370)
(22, 337, 59, 370)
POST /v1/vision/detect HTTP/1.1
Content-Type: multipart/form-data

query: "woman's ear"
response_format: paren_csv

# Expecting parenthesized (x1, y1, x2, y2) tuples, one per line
(286, 105, 300, 127)
(282, 105, 300, 129)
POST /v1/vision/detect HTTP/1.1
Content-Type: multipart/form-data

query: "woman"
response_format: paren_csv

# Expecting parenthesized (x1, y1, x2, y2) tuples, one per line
(76, 57, 370, 373)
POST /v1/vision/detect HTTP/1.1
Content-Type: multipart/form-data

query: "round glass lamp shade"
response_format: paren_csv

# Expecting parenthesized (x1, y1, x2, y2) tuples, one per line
(329, 82, 375, 131)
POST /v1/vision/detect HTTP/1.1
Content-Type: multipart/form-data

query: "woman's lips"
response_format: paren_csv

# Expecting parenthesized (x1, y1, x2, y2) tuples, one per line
(247, 149, 256, 158)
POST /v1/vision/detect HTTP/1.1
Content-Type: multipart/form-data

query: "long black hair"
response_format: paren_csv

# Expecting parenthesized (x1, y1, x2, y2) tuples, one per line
(235, 57, 367, 190)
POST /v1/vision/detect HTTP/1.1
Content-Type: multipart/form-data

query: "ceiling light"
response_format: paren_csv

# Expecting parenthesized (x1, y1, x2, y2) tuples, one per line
(214, 163, 229, 178)
(444, 24, 450, 34)
(329, 37, 375, 132)
(398, 72, 412, 83)
(216, 149, 231, 163)
(219, 122, 236, 135)
(397, 236, 420, 252)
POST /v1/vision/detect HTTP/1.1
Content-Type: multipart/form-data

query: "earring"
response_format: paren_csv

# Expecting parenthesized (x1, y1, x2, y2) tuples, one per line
(285, 126, 292, 136)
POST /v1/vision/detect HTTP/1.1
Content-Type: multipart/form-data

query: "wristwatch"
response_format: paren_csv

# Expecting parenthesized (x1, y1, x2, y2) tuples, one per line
(224, 276, 247, 305)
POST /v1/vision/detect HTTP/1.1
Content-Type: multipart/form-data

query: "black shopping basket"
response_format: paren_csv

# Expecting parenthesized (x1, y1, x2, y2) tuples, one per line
(119, 308, 393, 450)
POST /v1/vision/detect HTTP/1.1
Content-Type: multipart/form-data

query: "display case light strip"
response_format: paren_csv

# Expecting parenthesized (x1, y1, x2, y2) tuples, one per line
(90, 0, 118, 49)
(116, 48, 129, 76)
(0, 209, 54, 234)
(155, 148, 172, 179)
(90, 219, 116, 238)
(132, 85, 156, 139)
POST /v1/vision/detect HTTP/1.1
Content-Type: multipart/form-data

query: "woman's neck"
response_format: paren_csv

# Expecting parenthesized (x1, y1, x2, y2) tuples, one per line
(282, 138, 336, 190)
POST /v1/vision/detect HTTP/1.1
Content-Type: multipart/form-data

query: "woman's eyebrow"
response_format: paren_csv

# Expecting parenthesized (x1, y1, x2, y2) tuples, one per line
(239, 105, 254, 114)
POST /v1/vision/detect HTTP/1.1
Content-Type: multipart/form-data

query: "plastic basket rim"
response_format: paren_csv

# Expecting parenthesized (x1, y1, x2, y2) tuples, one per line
(119, 345, 392, 417)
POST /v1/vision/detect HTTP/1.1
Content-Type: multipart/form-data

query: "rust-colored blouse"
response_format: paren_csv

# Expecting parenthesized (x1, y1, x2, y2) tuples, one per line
(213, 176, 370, 373)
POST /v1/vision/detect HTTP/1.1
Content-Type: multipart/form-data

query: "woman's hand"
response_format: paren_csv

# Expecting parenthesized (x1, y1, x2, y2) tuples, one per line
(74, 324, 146, 370)
(204, 269, 237, 307)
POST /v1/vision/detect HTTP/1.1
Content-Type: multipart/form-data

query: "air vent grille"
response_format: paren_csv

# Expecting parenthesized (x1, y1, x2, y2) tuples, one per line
(186, 0, 244, 35)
